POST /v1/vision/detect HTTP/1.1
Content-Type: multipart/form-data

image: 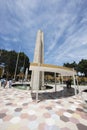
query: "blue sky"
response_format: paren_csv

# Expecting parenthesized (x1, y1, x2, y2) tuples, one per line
(0, 0, 87, 65)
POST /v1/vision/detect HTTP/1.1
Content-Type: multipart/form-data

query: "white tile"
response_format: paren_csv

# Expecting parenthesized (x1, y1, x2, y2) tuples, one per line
(63, 112, 72, 117)
(10, 117, 21, 124)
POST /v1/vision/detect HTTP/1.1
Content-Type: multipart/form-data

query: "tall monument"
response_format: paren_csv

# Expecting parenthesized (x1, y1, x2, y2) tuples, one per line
(31, 30, 44, 90)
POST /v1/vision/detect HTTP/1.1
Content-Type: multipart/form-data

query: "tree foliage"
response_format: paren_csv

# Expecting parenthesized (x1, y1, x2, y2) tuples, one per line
(63, 61, 77, 70)
(0, 49, 30, 79)
(77, 59, 87, 77)
(63, 59, 87, 77)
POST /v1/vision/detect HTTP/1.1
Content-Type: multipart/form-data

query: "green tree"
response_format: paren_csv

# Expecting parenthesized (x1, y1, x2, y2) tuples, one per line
(77, 59, 87, 77)
(7, 51, 17, 76)
(17, 52, 30, 74)
(63, 61, 77, 70)
(0, 49, 30, 79)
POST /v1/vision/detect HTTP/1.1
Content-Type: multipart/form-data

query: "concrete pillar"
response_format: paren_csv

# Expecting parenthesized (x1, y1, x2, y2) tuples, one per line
(61, 76, 63, 85)
(59, 75, 61, 84)
(0, 81, 1, 87)
(54, 72, 57, 92)
(76, 76, 80, 94)
(31, 30, 44, 90)
(73, 70, 77, 95)
(36, 69, 40, 103)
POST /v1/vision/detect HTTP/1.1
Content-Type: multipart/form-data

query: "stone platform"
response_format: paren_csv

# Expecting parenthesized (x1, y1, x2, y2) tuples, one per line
(0, 87, 87, 130)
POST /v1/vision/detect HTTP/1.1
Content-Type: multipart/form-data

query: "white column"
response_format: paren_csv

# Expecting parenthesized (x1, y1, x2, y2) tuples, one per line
(36, 64, 40, 103)
(59, 75, 61, 84)
(36, 70, 39, 103)
(30, 71, 33, 93)
(61, 76, 63, 85)
(31, 30, 44, 90)
(76, 76, 80, 94)
(73, 69, 77, 95)
(54, 72, 57, 92)
(0, 81, 1, 87)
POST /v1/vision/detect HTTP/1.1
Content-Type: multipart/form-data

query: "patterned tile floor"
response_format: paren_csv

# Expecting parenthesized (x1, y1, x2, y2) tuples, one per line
(0, 87, 87, 130)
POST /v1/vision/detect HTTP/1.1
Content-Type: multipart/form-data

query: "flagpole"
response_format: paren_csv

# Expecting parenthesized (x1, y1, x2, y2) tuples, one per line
(14, 48, 20, 80)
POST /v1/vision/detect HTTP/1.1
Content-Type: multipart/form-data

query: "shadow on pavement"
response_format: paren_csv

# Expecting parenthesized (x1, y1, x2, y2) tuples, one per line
(31, 86, 78, 101)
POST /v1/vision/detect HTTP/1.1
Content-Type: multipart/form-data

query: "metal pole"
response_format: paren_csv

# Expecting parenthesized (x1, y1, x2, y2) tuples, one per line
(73, 68, 77, 95)
(22, 56, 26, 82)
(14, 51, 20, 80)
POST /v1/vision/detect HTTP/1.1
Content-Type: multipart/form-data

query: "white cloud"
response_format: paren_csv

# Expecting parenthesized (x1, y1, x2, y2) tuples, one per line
(0, 0, 87, 65)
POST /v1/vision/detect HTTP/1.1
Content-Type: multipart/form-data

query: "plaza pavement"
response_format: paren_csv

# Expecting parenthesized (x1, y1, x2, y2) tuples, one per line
(0, 85, 87, 130)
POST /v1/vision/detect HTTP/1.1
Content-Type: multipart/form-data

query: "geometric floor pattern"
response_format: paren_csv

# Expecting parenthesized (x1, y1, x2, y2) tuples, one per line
(0, 87, 87, 130)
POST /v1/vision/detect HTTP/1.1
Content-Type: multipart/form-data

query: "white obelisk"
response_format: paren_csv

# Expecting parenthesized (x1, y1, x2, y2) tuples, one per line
(31, 30, 44, 90)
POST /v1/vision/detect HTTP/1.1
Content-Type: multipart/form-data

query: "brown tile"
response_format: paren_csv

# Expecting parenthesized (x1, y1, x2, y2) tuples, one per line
(76, 108, 83, 112)
(0, 109, 8, 113)
(0, 113, 6, 119)
(15, 108, 22, 112)
(56, 111, 63, 116)
(80, 113, 87, 120)
(45, 106, 52, 110)
(77, 123, 87, 130)
(22, 103, 28, 106)
(67, 110, 74, 114)
(69, 117, 79, 124)
(19, 126, 29, 130)
(28, 115, 37, 121)
(43, 113, 51, 118)
(38, 123, 46, 130)
(60, 115, 69, 122)
(61, 127, 70, 130)
(20, 113, 29, 119)
(6, 103, 12, 105)
(3, 115, 12, 121)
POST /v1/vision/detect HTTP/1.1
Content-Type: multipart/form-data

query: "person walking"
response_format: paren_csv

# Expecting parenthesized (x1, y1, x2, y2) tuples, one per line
(9, 80, 12, 88)
(3, 79, 7, 88)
